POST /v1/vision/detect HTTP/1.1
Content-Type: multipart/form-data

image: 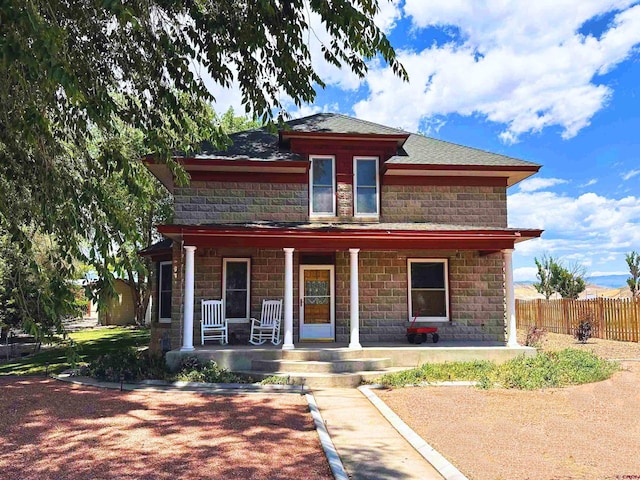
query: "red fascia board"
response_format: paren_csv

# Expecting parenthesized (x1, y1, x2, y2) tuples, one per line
(384, 163, 540, 173)
(143, 156, 308, 169)
(382, 176, 508, 187)
(157, 225, 535, 250)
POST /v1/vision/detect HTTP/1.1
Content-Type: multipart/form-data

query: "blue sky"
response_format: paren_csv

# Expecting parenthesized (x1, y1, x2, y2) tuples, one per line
(206, 1, 640, 281)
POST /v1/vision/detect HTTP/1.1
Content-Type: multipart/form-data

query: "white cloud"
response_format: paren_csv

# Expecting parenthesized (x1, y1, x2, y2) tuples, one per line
(513, 266, 539, 282)
(581, 179, 598, 187)
(518, 177, 568, 193)
(590, 270, 629, 276)
(509, 189, 640, 275)
(375, 1, 402, 34)
(623, 169, 640, 180)
(353, 1, 640, 140)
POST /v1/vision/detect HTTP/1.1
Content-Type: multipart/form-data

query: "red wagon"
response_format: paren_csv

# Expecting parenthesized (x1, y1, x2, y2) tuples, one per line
(406, 315, 439, 344)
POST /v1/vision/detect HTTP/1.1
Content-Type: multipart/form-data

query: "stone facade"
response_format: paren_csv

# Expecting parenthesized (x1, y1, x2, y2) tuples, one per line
(166, 247, 506, 345)
(173, 181, 308, 224)
(381, 184, 507, 227)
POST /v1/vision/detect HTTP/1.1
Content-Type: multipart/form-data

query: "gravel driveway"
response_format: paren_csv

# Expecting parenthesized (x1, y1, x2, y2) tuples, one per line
(0, 378, 332, 480)
(378, 333, 640, 480)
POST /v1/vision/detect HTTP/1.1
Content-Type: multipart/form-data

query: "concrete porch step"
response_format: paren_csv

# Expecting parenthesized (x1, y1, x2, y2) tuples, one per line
(235, 366, 409, 389)
(280, 348, 369, 362)
(251, 357, 392, 374)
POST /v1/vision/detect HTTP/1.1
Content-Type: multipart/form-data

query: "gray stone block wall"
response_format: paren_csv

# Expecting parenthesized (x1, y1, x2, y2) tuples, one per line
(335, 250, 505, 343)
(173, 181, 308, 224)
(381, 185, 508, 227)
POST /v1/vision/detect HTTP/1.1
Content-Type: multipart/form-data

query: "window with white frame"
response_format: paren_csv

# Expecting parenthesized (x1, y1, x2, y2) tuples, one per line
(223, 258, 251, 322)
(354, 157, 379, 216)
(158, 261, 172, 323)
(408, 259, 449, 322)
(310, 156, 335, 216)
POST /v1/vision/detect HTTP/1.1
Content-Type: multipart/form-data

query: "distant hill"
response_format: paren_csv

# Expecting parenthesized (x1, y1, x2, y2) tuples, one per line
(586, 274, 629, 288)
(515, 281, 632, 300)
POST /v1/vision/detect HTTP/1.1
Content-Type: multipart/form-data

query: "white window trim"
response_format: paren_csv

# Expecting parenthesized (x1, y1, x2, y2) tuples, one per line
(407, 258, 450, 323)
(353, 156, 380, 217)
(309, 155, 336, 217)
(158, 261, 172, 324)
(222, 257, 251, 324)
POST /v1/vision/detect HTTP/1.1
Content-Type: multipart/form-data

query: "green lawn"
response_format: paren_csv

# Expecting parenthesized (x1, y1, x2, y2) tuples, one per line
(0, 327, 150, 376)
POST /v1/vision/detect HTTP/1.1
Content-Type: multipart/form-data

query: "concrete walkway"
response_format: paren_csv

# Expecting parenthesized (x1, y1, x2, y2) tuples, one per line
(313, 388, 444, 480)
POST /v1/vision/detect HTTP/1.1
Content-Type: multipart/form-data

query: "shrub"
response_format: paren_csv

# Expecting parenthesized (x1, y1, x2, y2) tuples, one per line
(174, 356, 244, 384)
(88, 348, 143, 382)
(574, 312, 594, 343)
(525, 325, 547, 348)
(375, 350, 618, 390)
(495, 349, 618, 390)
(260, 375, 292, 385)
(88, 348, 167, 382)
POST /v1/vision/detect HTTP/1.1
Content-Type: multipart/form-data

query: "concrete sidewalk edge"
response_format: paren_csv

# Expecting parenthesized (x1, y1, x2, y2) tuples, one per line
(306, 393, 349, 480)
(53, 373, 307, 394)
(358, 386, 469, 480)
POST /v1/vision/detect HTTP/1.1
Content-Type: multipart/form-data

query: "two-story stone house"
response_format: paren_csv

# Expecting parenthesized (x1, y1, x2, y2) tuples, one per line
(142, 113, 541, 353)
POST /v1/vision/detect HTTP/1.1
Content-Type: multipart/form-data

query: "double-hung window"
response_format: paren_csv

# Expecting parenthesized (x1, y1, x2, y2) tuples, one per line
(223, 258, 251, 322)
(408, 259, 449, 322)
(158, 261, 172, 323)
(354, 157, 379, 216)
(310, 156, 336, 216)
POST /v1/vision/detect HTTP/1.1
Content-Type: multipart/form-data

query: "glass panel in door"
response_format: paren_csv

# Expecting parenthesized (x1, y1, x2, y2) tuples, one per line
(300, 266, 334, 340)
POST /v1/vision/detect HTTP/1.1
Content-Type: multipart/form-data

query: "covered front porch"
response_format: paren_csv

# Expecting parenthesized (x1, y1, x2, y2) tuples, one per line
(158, 222, 541, 354)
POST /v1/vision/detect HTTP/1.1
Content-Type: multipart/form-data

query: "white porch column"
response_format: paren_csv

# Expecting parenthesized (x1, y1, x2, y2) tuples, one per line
(349, 248, 362, 349)
(282, 248, 295, 350)
(180, 245, 197, 352)
(503, 249, 519, 347)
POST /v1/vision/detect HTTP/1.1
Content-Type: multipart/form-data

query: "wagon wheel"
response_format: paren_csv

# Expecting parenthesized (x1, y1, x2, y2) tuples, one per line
(421, 333, 428, 343)
(432, 333, 439, 343)
(414, 334, 424, 344)
(407, 333, 416, 344)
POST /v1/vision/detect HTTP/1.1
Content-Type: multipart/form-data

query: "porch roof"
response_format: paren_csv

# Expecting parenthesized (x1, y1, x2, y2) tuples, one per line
(157, 221, 542, 252)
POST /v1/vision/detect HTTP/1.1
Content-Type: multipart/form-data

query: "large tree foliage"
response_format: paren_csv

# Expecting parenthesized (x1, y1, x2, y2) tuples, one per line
(1, 1, 405, 335)
(626, 251, 640, 298)
(534, 255, 586, 300)
(92, 105, 255, 326)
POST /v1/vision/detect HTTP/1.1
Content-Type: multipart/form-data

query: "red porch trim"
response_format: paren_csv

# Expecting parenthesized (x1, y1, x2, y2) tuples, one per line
(158, 224, 542, 252)
(383, 175, 508, 187)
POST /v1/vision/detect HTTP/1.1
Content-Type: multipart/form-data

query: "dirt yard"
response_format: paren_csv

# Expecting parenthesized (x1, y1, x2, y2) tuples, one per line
(518, 328, 640, 360)
(379, 334, 640, 480)
(0, 378, 332, 480)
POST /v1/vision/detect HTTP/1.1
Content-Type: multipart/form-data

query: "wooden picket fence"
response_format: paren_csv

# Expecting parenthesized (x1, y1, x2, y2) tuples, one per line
(516, 297, 640, 343)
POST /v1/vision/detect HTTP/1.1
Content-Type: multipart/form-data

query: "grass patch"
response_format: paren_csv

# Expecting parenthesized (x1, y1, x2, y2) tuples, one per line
(376, 360, 494, 388)
(0, 327, 150, 376)
(376, 349, 619, 390)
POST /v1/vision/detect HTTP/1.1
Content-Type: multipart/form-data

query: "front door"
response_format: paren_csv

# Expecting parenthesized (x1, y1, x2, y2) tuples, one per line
(299, 265, 335, 341)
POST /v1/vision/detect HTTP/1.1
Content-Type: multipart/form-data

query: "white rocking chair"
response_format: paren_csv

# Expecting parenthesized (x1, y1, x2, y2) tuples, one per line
(201, 300, 228, 345)
(249, 299, 283, 345)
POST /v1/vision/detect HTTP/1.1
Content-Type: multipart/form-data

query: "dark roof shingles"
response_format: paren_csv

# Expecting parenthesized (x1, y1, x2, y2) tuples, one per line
(193, 113, 539, 168)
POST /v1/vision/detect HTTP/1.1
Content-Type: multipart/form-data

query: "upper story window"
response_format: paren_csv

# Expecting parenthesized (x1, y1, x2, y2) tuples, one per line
(310, 156, 336, 216)
(354, 157, 379, 217)
(408, 259, 449, 322)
